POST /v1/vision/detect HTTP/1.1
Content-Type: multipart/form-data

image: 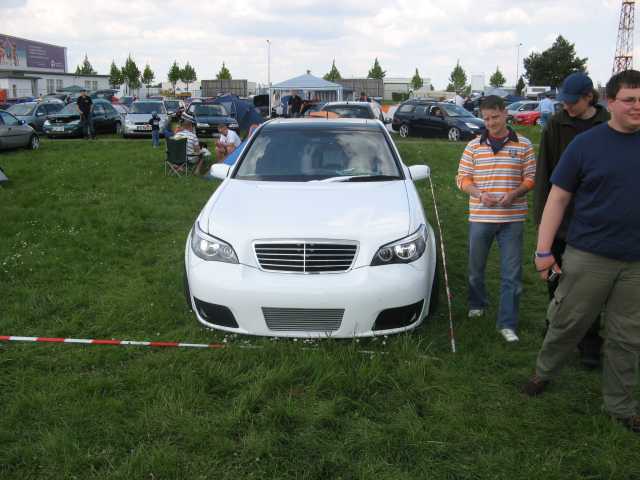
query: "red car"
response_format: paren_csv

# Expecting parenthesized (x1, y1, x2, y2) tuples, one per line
(512, 101, 561, 126)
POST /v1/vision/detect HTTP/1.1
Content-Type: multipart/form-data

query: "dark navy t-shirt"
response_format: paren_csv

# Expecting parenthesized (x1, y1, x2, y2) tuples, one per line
(551, 123, 640, 261)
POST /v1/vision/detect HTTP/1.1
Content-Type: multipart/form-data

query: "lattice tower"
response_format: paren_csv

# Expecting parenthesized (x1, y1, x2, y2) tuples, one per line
(613, 0, 636, 74)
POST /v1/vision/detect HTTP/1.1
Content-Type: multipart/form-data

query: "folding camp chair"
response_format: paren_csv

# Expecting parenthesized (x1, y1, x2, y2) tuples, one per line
(165, 137, 191, 176)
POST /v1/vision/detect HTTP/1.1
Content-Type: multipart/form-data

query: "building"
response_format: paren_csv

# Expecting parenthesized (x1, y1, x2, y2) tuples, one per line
(383, 77, 432, 101)
(0, 33, 109, 99)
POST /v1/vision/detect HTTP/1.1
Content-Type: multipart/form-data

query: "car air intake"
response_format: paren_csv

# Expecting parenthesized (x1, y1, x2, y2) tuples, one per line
(194, 298, 238, 328)
(373, 300, 424, 331)
(262, 307, 344, 332)
(254, 242, 357, 273)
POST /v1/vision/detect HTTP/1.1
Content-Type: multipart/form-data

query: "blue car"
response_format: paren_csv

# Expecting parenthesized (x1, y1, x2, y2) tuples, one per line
(186, 103, 239, 137)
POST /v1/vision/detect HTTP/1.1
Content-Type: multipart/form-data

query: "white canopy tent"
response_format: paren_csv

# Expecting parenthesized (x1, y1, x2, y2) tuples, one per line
(271, 72, 344, 102)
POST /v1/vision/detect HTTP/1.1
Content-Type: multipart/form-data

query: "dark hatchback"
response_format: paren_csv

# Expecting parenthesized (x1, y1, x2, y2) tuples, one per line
(186, 103, 239, 137)
(392, 101, 485, 141)
(43, 99, 123, 138)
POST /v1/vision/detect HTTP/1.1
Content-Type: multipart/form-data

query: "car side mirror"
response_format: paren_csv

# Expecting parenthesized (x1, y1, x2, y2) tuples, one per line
(409, 165, 430, 181)
(19, 119, 26, 125)
(211, 164, 230, 180)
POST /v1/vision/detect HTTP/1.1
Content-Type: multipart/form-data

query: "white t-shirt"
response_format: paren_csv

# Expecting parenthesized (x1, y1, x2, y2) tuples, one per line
(220, 130, 241, 147)
(454, 95, 465, 107)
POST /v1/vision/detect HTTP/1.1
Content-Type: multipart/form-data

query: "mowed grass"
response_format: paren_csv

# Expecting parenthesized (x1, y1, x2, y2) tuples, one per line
(0, 129, 638, 479)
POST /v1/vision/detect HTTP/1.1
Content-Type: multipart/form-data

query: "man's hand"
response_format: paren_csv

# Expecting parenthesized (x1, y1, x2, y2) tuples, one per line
(479, 192, 498, 207)
(498, 190, 519, 207)
(534, 255, 562, 281)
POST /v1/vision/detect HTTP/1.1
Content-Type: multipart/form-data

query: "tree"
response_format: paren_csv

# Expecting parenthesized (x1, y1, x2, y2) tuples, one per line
(141, 64, 155, 97)
(446, 60, 469, 94)
(515, 76, 526, 96)
(216, 62, 232, 80)
(523, 35, 588, 88)
(367, 58, 386, 79)
(121, 55, 141, 95)
(108, 61, 123, 89)
(75, 54, 97, 75)
(323, 59, 342, 82)
(168, 61, 181, 95)
(410, 68, 423, 90)
(180, 62, 197, 92)
(489, 66, 506, 88)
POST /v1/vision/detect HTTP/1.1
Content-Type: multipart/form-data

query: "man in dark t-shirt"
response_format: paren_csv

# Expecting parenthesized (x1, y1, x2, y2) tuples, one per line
(523, 70, 640, 434)
(76, 89, 95, 139)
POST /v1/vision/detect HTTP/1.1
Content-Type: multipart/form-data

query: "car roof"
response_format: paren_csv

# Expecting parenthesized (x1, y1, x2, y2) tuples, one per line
(323, 101, 373, 107)
(262, 118, 383, 132)
(133, 99, 163, 103)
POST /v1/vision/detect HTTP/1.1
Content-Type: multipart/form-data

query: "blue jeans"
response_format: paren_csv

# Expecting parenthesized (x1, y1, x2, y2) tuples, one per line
(540, 112, 551, 127)
(468, 221, 523, 330)
(152, 129, 160, 147)
(81, 112, 94, 138)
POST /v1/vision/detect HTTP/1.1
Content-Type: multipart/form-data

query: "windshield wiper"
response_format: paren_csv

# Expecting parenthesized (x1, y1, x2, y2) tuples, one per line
(314, 175, 400, 183)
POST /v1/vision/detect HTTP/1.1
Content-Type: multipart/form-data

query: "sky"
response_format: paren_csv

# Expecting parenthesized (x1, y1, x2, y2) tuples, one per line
(1, 0, 638, 89)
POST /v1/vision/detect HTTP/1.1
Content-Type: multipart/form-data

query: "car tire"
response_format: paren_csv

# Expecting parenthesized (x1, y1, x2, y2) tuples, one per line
(28, 135, 40, 150)
(114, 121, 122, 135)
(183, 267, 193, 312)
(447, 127, 461, 142)
(399, 124, 410, 138)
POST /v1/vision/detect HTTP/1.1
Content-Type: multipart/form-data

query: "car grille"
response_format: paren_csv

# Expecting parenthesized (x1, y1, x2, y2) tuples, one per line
(49, 118, 75, 125)
(262, 307, 344, 332)
(254, 242, 358, 273)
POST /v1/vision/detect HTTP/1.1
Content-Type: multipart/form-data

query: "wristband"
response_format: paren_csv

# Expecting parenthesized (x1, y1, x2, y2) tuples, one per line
(534, 251, 553, 258)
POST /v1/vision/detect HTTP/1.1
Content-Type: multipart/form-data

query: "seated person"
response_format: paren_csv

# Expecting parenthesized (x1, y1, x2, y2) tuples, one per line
(215, 124, 242, 162)
(173, 115, 205, 174)
(222, 124, 260, 166)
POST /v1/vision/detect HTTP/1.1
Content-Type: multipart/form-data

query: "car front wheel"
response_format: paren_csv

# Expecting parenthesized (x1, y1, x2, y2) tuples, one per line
(447, 127, 461, 142)
(29, 135, 40, 150)
(399, 124, 410, 138)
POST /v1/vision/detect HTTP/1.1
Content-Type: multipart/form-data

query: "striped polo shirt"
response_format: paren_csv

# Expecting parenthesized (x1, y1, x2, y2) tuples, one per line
(456, 129, 536, 223)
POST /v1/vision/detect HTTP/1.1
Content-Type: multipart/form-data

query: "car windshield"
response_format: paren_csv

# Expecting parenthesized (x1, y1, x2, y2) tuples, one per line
(441, 104, 473, 117)
(508, 102, 523, 111)
(8, 103, 35, 116)
(322, 105, 373, 119)
(194, 104, 227, 116)
(130, 102, 166, 114)
(234, 128, 401, 182)
(164, 101, 179, 110)
(58, 103, 80, 115)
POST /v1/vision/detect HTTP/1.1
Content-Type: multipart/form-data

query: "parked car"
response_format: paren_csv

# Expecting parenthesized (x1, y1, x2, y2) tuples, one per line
(43, 99, 124, 137)
(90, 89, 119, 103)
(392, 100, 485, 141)
(512, 101, 562, 126)
(506, 101, 539, 123)
(320, 101, 385, 122)
(186, 103, 238, 137)
(6, 100, 65, 131)
(0, 110, 39, 150)
(184, 118, 438, 337)
(163, 99, 185, 116)
(43, 93, 72, 104)
(119, 96, 135, 108)
(122, 100, 168, 137)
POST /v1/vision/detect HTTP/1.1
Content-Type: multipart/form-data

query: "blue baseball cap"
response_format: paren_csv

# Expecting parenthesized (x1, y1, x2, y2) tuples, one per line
(558, 72, 593, 103)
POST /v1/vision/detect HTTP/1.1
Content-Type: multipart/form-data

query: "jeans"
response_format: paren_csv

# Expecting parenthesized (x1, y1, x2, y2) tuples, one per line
(468, 221, 523, 330)
(540, 112, 551, 127)
(81, 112, 94, 138)
(152, 129, 160, 147)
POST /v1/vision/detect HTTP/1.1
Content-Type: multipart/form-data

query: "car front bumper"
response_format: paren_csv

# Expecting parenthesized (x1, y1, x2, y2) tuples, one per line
(44, 124, 82, 136)
(185, 235, 436, 338)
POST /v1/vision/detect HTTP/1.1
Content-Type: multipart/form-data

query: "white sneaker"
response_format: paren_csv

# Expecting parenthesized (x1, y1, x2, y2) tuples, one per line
(500, 328, 519, 343)
(468, 309, 484, 318)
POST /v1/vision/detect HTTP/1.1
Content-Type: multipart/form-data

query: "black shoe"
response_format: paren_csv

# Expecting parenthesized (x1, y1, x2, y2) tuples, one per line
(521, 375, 550, 397)
(614, 415, 640, 433)
(580, 351, 601, 370)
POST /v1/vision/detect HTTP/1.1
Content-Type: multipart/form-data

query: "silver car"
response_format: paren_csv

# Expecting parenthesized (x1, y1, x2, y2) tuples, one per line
(0, 110, 39, 150)
(7, 100, 64, 132)
(123, 100, 168, 138)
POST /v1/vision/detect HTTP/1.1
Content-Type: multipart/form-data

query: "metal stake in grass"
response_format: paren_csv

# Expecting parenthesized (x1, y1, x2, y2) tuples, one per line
(428, 176, 456, 353)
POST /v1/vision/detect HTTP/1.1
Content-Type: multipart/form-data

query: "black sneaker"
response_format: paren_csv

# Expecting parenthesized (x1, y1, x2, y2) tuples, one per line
(521, 375, 550, 397)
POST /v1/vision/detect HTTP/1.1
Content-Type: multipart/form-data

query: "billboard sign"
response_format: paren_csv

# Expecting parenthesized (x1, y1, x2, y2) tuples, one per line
(0, 34, 67, 72)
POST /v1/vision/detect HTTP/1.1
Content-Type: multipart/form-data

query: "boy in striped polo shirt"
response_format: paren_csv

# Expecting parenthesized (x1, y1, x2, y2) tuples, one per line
(456, 95, 536, 342)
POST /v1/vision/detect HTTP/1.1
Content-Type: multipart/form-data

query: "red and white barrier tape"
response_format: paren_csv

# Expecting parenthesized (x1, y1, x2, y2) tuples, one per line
(0, 335, 225, 349)
(428, 176, 456, 353)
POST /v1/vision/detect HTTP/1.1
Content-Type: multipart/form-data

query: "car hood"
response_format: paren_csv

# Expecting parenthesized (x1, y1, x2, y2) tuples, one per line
(47, 113, 80, 121)
(194, 114, 236, 125)
(126, 113, 167, 122)
(452, 116, 484, 127)
(200, 179, 413, 264)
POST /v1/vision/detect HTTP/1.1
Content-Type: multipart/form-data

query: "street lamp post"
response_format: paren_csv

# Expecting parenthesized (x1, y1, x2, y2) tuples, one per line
(516, 42, 523, 86)
(267, 39, 271, 119)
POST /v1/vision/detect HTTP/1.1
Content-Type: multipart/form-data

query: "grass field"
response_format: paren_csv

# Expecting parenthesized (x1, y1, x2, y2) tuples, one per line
(1, 129, 638, 479)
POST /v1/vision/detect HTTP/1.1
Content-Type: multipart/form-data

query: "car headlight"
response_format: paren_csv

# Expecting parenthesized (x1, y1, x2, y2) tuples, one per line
(43, 120, 51, 126)
(125, 120, 135, 126)
(465, 122, 480, 129)
(229, 123, 239, 129)
(371, 224, 427, 266)
(197, 122, 209, 128)
(69, 120, 80, 125)
(190, 222, 238, 264)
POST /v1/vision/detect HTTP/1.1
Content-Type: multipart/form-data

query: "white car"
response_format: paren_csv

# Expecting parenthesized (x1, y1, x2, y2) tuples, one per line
(184, 118, 438, 338)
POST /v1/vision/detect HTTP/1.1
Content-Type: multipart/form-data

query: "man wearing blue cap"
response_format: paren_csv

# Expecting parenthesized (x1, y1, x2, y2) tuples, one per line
(533, 72, 610, 369)
(523, 69, 640, 433)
